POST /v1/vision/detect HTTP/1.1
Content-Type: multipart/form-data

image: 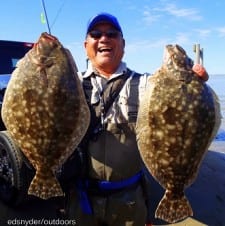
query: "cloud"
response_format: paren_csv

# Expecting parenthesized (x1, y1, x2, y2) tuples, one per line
(216, 27, 225, 37)
(194, 29, 211, 38)
(125, 32, 192, 54)
(142, 7, 161, 25)
(174, 32, 190, 45)
(161, 3, 202, 20)
(193, 27, 225, 38)
(125, 38, 169, 53)
(144, 2, 202, 22)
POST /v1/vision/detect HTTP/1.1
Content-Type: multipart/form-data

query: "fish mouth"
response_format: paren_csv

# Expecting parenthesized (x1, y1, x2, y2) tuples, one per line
(41, 32, 58, 41)
(34, 32, 60, 56)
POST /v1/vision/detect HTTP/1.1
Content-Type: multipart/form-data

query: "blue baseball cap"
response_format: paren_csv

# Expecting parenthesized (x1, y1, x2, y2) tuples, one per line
(86, 12, 123, 36)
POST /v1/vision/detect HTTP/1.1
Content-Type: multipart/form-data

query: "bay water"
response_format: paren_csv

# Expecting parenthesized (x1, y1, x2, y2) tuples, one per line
(207, 74, 225, 141)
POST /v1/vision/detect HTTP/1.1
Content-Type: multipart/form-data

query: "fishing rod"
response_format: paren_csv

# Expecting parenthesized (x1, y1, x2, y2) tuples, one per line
(41, 0, 51, 34)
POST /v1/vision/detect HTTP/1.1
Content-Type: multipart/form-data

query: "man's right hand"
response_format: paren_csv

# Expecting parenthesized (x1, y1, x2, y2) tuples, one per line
(192, 64, 209, 81)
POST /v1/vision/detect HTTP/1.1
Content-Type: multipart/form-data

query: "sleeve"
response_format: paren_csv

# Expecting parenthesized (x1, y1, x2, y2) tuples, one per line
(77, 71, 84, 82)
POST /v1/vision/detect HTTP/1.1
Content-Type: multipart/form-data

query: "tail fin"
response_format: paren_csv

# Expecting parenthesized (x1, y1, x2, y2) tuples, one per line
(155, 190, 193, 223)
(28, 170, 64, 200)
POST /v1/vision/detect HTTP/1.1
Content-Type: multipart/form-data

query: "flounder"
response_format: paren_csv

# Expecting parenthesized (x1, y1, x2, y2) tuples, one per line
(136, 44, 221, 223)
(1, 32, 90, 199)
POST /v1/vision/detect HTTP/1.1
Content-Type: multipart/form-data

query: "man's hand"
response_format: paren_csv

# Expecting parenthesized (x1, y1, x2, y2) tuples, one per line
(192, 64, 209, 81)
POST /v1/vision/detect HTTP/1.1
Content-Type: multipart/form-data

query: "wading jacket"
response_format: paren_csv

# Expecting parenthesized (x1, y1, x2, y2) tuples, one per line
(79, 62, 150, 181)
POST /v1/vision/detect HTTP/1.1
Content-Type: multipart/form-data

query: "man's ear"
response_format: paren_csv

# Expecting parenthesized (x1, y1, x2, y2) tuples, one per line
(84, 40, 87, 49)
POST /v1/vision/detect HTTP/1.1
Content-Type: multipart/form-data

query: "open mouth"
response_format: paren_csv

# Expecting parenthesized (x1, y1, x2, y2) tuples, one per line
(98, 47, 112, 53)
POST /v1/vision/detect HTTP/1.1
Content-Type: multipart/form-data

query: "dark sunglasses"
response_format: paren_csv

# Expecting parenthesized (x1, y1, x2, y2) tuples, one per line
(88, 30, 121, 39)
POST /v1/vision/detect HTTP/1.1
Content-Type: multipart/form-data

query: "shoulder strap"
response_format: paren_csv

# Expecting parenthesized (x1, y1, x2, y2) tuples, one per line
(127, 71, 141, 122)
(83, 69, 133, 134)
(96, 68, 133, 119)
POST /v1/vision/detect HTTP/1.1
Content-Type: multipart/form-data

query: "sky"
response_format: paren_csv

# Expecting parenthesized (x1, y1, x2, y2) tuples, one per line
(1, 0, 225, 75)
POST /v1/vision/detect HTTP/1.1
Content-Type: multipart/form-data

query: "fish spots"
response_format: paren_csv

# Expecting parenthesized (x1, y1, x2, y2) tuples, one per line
(15, 111, 23, 117)
(1, 32, 90, 200)
(154, 130, 164, 140)
(159, 158, 170, 166)
(136, 44, 221, 223)
(166, 124, 176, 130)
(169, 137, 176, 144)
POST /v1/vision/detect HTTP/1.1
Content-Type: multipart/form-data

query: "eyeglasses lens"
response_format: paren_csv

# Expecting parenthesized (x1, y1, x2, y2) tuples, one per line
(89, 30, 120, 39)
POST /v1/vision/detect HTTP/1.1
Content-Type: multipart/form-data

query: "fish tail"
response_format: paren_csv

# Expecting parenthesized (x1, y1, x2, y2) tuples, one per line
(28, 170, 64, 200)
(155, 190, 193, 223)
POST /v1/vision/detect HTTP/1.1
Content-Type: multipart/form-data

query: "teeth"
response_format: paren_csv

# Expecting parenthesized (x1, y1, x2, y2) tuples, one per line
(99, 48, 111, 52)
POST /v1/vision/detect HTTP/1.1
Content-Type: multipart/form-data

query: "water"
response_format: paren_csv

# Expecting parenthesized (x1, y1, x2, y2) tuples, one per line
(207, 74, 225, 117)
(207, 74, 225, 141)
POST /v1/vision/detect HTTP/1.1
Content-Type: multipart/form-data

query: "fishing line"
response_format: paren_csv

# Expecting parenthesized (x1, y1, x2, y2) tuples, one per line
(41, 0, 51, 34)
(50, 0, 68, 29)
(40, 0, 67, 34)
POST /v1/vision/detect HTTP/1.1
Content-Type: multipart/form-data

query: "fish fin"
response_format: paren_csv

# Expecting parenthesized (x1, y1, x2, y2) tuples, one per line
(28, 171, 64, 200)
(155, 190, 193, 223)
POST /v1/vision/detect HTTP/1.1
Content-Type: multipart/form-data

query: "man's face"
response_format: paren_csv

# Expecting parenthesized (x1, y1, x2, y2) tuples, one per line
(84, 23, 125, 74)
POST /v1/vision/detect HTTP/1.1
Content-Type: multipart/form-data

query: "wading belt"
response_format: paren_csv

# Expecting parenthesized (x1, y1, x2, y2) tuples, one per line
(77, 171, 143, 214)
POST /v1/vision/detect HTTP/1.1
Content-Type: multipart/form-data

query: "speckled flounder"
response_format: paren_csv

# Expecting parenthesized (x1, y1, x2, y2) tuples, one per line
(1, 32, 90, 199)
(136, 44, 221, 223)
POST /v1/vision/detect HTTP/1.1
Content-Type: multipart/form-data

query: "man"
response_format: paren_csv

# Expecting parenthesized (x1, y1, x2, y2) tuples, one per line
(65, 12, 208, 226)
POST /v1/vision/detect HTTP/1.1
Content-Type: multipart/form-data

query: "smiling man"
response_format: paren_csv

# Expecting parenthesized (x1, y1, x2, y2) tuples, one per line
(84, 13, 125, 77)
(66, 12, 152, 226)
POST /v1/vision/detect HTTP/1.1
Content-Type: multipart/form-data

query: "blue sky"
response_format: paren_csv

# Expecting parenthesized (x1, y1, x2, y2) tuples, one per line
(1, 0, 225, 74)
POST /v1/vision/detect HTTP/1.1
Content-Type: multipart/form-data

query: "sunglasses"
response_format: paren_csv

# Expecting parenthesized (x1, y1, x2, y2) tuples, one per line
(88, 30, 121, 39)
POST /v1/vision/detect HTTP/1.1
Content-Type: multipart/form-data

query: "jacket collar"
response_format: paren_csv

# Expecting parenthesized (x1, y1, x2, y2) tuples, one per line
(83, 61, 127, 80)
